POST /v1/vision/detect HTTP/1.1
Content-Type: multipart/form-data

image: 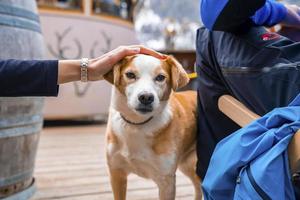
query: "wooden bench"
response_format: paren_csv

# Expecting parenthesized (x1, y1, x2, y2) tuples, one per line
(218, 95, 300, 183)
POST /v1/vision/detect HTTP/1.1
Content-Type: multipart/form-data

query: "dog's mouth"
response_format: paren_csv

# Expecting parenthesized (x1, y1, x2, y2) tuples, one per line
(135, 105, 153, 114)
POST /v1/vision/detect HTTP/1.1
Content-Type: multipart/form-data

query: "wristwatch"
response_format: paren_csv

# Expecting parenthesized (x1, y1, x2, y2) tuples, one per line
(80, 58, 89, 82)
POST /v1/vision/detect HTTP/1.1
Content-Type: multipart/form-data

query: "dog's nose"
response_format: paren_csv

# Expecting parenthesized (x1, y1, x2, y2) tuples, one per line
(138, 93, 154, 105)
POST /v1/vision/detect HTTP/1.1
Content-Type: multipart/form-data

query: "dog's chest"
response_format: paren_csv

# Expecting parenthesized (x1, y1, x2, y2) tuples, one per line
(108, 123, 177, 178)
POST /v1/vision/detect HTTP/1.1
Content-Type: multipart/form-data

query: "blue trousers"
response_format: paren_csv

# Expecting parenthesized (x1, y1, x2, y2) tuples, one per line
(195, 26, 300, 195)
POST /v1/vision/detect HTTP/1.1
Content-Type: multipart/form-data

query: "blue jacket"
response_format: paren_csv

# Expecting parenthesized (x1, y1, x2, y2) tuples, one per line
(0, 59, 59, 96)
(201, 0, 287, 31)
(202, 94, 300, 199)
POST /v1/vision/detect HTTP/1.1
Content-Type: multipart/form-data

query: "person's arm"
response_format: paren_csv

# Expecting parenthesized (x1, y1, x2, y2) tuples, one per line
(0, 45, 165, 97)
(251, 0, 287, 27)
(201, 0, 266, 31)
(0, 59, 59, 97)
(58, 45, 166, 83)
(201, 0, 289, 32)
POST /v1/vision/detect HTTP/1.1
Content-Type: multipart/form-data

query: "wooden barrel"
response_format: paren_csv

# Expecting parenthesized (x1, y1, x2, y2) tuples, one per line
(0, 1, 45, 199)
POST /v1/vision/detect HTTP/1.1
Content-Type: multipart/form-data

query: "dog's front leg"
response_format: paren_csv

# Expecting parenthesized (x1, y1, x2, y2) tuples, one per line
(109, 168, 128, 200)
(156, 174, 176, 200)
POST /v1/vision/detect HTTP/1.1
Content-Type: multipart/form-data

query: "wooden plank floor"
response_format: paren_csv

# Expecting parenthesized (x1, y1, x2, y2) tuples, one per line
(31, 125, 195, 200)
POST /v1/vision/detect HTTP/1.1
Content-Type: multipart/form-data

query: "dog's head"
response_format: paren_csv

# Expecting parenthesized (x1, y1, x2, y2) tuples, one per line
(104, 54, 189, 115)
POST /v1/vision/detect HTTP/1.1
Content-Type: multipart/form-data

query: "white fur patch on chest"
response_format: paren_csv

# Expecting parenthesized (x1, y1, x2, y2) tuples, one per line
(108, 107, 177, 178)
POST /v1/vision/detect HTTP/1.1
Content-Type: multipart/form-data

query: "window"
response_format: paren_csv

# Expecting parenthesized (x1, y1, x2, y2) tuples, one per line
(36, 0, 83, 11)
(92, 0, 134, 21)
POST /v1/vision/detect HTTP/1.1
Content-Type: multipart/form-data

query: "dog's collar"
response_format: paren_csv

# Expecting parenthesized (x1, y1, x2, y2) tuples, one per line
(120, 114, 153, 125)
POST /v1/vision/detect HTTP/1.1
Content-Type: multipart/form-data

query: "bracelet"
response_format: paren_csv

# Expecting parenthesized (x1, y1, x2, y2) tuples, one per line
(80, 58, 89, 82)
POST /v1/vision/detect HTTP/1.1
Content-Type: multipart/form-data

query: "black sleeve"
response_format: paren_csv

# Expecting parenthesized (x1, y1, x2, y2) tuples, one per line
(0, 59, 59, 97)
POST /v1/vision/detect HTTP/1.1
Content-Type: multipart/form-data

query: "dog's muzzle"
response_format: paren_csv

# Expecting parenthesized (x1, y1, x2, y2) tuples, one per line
(136, 92, 154, 114)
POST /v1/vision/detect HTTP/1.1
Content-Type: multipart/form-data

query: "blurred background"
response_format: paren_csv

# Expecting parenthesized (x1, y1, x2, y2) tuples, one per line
(0, 1, 298, 200)
(39, 0, 299, 121)
(36, 0, 201, 121)
(0, 1, 202, 200)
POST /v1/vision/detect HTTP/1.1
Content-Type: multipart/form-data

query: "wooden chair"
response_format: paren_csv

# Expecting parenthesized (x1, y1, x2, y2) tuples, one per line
(218, 95, 300, 184)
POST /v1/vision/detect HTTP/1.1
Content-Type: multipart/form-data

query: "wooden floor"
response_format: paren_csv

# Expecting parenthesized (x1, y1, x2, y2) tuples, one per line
(31, 125, 196, 200)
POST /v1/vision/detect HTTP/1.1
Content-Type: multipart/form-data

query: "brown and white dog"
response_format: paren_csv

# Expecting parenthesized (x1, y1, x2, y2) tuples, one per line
(104, 54, 201, 200)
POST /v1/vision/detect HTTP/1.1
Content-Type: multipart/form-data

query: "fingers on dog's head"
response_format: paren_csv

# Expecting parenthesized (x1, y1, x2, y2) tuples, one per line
(104, 55, 189, 92)
(103, 55, 136, 85)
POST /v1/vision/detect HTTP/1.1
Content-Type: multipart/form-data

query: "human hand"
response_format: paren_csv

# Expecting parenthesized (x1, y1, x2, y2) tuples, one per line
(58, 45, 165, 84)
(281, 4, 300, 29)
(88, 45, 166, 81)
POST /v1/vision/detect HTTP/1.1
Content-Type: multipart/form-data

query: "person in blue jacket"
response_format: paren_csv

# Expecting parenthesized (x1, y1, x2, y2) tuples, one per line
(0, 45, 165, 97)
(196, 0, 300, 180)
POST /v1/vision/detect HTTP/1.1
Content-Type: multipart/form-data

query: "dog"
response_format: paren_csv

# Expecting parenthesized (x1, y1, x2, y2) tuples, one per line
(104, 54, 201, 200)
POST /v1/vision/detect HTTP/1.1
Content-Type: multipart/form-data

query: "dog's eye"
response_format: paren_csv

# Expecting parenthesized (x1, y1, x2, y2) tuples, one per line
(125, 72, 136, 80)
(155, 74, 166, 82)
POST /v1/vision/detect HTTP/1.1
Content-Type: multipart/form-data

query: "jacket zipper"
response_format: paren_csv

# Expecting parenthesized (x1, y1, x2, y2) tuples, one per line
(246, 167, 272, 200)
(221, 63, 300, 74)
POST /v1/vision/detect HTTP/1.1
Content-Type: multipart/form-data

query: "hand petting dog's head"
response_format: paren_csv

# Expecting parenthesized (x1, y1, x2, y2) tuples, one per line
(104, 54, 189, 116)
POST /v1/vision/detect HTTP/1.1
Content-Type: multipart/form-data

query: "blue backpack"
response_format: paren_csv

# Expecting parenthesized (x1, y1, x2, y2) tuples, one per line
(202, 94, 300, 199)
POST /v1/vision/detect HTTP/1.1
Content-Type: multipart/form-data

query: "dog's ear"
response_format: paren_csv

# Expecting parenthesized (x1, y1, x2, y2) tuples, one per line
(103, 56, 136, 85)
(103, 62, 122, 85)
(166, 55, 189, 91)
